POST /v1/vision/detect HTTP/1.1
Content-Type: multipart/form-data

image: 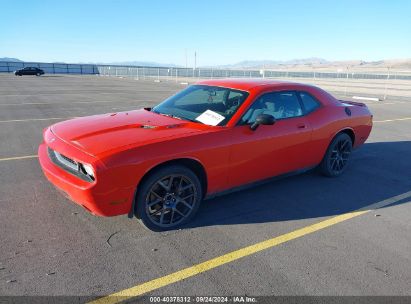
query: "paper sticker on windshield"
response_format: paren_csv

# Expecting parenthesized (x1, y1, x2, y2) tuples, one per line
(195, 110, 225, 126)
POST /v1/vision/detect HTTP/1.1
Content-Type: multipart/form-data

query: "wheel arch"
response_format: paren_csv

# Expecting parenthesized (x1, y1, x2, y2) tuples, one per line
(320, 128, 355, 164)
(331, 127, 355, 146)
(129, 157, 208, 218)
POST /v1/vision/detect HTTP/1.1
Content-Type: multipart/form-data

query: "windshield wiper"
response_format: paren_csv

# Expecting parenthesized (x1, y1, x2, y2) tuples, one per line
(177, 116, 199, 123)
(152, 111, 199, 123)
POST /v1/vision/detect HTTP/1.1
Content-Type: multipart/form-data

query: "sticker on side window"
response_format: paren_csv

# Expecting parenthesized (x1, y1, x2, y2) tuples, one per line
(195, 110, 225, 126)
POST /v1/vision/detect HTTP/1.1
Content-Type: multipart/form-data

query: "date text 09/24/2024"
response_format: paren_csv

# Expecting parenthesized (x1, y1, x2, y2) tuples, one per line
(149, 296, 257, 302)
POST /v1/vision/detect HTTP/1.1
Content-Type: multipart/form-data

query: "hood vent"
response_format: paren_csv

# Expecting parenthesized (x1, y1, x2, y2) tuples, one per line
(140, 125, 157, 129)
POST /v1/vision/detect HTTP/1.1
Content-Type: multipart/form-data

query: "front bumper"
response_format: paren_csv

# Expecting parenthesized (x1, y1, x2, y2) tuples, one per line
(38, 141, 134, 217)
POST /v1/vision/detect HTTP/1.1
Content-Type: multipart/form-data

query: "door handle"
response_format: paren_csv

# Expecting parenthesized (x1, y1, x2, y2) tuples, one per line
(297, 123, 307, 129)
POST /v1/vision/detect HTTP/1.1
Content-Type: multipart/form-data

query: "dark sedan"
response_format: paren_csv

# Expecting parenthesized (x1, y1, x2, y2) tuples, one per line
(15, 67, 45, 76)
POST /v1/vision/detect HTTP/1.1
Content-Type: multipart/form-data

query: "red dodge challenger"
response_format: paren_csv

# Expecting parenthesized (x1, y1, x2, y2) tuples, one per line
(38, 79, 373, 231)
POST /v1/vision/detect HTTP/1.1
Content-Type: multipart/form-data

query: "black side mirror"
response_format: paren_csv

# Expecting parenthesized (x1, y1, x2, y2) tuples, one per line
(250, 114, 276, 131)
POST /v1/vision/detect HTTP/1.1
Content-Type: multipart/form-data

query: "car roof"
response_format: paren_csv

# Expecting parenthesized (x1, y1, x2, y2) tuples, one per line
(195, 78, 307, 91)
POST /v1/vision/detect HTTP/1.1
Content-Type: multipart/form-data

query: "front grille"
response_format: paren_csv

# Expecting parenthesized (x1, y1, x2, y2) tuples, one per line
(61, 154, 76, 165)
(54, 150, 79, 171)
(48, 147, 93, 182)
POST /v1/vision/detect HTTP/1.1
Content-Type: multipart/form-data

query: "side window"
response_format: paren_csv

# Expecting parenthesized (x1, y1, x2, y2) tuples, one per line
(299, 92, 320, 113)
(278, 92, 303, 118)
(240, 91, 303, 124)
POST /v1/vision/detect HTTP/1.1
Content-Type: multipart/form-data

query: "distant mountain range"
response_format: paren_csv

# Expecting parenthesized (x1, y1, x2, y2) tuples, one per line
(215, 58, 411, 70)
(1, 57, 410, 70)
(101, 61, 180, 67)
(0, 57, 23, 62)
(0, 58, 178, 67)
(215, 57, 329, 68)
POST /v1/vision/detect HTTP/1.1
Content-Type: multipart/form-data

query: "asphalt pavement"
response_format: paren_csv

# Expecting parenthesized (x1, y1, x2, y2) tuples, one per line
(0, 74, 410, 301)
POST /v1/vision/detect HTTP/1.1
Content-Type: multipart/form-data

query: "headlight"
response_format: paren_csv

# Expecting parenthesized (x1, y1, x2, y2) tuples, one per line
(81, 163, 95, 179)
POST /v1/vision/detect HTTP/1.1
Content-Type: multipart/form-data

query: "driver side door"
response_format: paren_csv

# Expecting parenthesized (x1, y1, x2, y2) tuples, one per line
(227, 91, 313, 188)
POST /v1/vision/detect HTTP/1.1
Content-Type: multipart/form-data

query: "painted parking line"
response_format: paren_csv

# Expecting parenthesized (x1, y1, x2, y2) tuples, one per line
(0, 100, 149, 106)
(0, 117, 71, 123)
(0, 91, 175, 97)
(353, 96, 380, 101)
(88, 190, 411, 304)
(370, 101, 407, 105)
(0, 155, 38, 162)
(374, 117, 411, 123)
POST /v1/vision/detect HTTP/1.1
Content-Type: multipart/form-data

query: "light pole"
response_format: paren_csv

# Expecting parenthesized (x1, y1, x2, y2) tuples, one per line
(344, 66, 349, 96)
(384, 66, 391, 100)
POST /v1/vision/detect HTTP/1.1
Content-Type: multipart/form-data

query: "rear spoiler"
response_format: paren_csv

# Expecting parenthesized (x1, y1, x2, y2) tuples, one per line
(338, 100, 367, 107)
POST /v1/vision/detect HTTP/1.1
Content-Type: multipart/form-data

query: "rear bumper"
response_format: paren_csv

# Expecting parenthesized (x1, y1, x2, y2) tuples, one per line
(38, 142, 134, 216)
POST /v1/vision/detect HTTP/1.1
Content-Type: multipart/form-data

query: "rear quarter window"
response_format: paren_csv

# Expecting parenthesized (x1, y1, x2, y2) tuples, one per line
(299, 92, 320, 113)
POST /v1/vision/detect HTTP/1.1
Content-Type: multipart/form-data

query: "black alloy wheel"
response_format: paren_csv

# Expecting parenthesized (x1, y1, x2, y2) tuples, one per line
(320, 133, 352, 177)
(135, 165, 202, 231)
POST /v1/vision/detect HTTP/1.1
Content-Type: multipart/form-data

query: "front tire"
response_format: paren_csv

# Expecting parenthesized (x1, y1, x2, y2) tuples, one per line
(135, 165, 203, 231)
(320, 133, 352, 177)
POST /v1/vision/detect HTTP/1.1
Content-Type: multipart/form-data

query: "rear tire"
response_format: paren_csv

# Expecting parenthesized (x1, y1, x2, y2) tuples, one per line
(320, 133, 352, 177)
(135, 165, 203, 231)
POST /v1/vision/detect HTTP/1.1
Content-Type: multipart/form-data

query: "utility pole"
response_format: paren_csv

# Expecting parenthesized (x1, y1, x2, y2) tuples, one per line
(194, 51, 197, 70)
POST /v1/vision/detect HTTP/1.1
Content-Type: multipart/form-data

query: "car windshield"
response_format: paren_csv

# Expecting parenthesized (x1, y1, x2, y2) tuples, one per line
(152, 85, 249, 126)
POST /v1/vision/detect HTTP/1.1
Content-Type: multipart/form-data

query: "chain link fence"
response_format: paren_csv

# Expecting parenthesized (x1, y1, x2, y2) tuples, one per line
(1, 61, 411, 80)
(96, 65, 411, 81)
(0, 61, 98, 74)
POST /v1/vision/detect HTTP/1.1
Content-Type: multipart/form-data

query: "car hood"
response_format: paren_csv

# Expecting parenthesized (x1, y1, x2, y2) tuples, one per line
(51, 109, 208, 157)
